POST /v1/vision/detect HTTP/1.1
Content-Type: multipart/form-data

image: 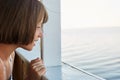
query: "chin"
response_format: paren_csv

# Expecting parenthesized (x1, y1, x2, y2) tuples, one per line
(25, 47, 34, 51)
(26, 48, 33, 51)
(22, 46, 34, 51)
(20, 43, 35, 51)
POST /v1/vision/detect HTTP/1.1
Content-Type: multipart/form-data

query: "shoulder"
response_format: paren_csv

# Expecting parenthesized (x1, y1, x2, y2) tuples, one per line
(11, 51, 15, 59)
(0, 58, 6, 80)
(10, 51, 15, 62)
(0, 58, 4, 70)
(9, 51, 15, 66)
(0, 58, 4, 73)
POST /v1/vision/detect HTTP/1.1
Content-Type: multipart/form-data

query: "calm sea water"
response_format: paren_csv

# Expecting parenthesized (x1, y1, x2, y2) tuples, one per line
(62, 27, 120, 80)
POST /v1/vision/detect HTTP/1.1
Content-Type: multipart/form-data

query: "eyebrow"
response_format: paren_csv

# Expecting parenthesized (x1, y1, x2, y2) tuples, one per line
(37, 24, 43, 28)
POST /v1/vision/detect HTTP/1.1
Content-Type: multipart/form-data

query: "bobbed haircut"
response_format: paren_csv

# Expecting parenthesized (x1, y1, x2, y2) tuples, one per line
(0, 0, 48, 45)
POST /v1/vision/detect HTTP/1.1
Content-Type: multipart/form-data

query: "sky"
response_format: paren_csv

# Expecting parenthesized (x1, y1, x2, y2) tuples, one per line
(61, 0, 120, 30)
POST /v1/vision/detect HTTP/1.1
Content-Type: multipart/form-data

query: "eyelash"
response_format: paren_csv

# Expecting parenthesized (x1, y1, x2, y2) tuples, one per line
(37, 24, 43, 28)
(36, 26, 41, 28)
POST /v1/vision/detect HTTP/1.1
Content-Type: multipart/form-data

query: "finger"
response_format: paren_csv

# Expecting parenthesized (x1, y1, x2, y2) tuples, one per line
(37, 67, 46, 76)
(32, 65, 46, 77)
(31, 61, 43, 67)
(34, 65, 45, 71)
(31, 58, 43, 64)
(31, 58, 40, 63)
(32, 64, 44, 69)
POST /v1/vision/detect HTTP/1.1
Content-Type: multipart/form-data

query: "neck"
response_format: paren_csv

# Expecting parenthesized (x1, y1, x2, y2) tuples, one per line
(0, 43, 17, 61)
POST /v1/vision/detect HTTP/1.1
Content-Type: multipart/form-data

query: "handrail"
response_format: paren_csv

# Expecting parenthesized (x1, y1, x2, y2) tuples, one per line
(13, 51, 29, 80)
(13, 51, 48, 80)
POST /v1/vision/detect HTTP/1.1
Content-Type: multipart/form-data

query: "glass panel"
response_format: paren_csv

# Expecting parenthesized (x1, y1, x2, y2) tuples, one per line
(61, 0, 120, 80)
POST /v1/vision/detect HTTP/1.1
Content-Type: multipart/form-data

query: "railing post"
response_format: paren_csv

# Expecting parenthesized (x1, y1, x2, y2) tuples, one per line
(42, 0, 61, 67)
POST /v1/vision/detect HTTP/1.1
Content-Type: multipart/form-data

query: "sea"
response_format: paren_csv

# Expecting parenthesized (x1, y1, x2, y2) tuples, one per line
(62, 27, 120, 80)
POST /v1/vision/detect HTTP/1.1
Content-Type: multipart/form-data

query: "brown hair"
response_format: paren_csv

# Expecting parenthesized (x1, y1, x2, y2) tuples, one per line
(0, 0, 48, 45)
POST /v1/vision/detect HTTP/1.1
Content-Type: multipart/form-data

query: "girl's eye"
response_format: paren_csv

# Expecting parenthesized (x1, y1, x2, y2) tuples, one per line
(36, 27, 41, 28)
(36, 25, 41, 28)
(37, 24, 43, 28)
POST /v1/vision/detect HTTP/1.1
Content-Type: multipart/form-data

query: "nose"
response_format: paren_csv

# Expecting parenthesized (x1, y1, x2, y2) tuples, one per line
(38, 29, 43, 38)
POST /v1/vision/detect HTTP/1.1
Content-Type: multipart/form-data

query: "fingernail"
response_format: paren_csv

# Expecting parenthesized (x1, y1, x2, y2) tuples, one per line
(36, 57, 39, 59)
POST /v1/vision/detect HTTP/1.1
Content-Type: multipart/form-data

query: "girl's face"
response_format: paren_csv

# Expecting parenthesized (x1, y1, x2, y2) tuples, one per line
(21, 21, 43, 51)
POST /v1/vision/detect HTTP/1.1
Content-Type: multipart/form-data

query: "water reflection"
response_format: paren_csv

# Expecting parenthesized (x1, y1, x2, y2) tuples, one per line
(62, 27, 120, 80)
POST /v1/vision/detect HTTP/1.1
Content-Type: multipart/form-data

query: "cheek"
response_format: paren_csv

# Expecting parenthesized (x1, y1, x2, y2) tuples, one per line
(34, 32, 38, 38)
(34, 27, 43, 39)
(34, 30, 39, 38)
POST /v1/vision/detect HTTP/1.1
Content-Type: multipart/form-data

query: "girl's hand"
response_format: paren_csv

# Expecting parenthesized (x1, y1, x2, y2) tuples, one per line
(28, 58, 46, 80)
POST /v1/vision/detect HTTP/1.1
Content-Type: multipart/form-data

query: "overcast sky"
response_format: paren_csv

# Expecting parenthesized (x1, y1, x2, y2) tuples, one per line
(61, 0, 120, 29)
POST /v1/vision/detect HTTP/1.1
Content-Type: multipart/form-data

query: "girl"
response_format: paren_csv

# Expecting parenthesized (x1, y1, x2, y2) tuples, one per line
(0, 0, 48, 80)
